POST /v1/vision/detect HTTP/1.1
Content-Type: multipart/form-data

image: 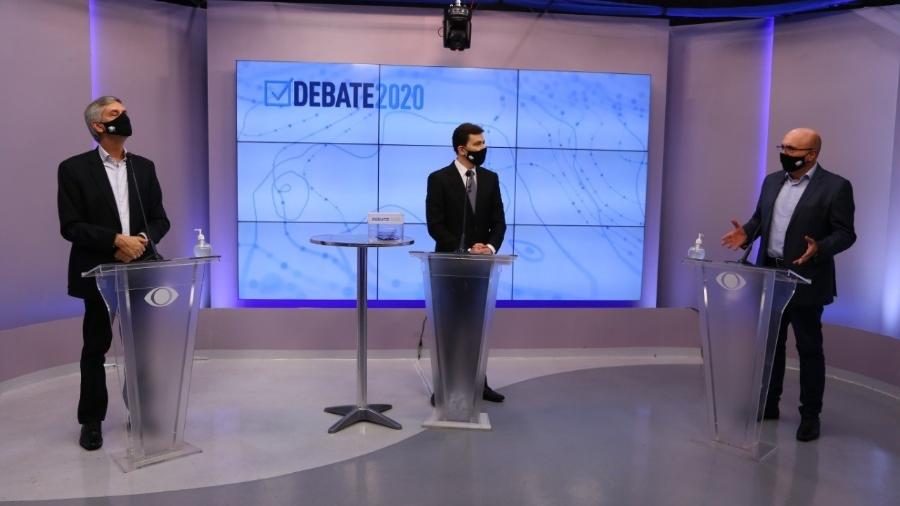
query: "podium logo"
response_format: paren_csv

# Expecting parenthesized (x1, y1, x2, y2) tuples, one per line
(715, 271, 747, 291)
(144, 287, 179, 308)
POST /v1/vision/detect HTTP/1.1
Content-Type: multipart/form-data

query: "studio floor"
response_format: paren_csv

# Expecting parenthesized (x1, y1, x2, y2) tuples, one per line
(0, 349, 898, 506)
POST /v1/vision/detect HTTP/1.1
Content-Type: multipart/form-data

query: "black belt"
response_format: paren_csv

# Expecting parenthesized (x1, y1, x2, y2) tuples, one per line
(772, 257, 786, 268)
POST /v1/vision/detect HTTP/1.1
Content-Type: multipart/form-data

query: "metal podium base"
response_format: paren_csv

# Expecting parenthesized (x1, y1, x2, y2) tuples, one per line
(423, 412, 491, 431)
(324, 404, 402, 433)
(112, 442, 201, 473)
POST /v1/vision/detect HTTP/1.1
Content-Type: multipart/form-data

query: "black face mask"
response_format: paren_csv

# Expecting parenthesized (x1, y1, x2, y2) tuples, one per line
(465, 146, 487, 167)
(779, 152, 806, 172)
(101, 112, 133, 137)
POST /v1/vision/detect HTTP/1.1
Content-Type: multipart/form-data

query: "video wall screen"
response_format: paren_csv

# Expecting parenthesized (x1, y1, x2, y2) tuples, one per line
(236, 61, 650, 302)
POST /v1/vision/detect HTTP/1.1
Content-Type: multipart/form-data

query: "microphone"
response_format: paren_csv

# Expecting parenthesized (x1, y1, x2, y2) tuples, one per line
(456, 169, 474, 254)
(125, 154, 163, 261)
(738, 220, 762, 265)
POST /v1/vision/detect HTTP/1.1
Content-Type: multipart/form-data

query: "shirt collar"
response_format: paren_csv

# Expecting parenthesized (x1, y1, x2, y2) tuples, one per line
(785, 162, 817, 183)
(454, 159, 475, 177)
(98, 145, 128, 164)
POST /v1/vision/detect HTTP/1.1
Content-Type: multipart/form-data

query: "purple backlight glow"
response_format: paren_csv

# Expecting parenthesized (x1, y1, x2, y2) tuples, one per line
(89, 0, 98, 99)
(759, 17, 775, 189)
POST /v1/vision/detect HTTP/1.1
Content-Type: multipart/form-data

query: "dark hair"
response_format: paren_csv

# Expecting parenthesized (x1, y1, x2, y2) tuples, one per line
(452, 123, 484, 153)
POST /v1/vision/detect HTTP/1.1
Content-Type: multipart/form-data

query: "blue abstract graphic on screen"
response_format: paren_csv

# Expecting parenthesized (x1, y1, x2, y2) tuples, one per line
(237, 60, 650, 301)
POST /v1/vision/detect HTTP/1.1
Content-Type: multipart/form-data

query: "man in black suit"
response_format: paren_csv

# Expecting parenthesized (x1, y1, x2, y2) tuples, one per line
(722, 127, 855, 442)
(426, 123, 506, 255)
(426, 123, 506, 403)
(57, 96, 170, 450)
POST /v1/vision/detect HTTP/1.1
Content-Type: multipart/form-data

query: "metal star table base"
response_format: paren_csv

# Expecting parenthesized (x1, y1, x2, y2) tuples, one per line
(324, 404, 401, 434)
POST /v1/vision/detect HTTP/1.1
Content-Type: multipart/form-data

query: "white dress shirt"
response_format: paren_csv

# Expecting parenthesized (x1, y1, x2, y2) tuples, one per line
(454, 158, 477, 188)
(98, 145, 130, 236)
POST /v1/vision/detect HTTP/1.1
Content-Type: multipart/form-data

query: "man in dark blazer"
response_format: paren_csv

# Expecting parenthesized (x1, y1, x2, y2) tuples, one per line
(57, 96, 170, 450)
(722, 127, 855, 442)
(425, 123, 507, 403)
(426, 123, 506, 254)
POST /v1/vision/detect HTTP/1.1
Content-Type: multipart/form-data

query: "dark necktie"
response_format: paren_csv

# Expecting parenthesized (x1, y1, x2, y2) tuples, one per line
(465, 169, 476, 213)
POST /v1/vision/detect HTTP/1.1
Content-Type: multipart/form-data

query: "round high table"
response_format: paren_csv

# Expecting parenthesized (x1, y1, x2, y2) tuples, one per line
(310, 234, 414, 433)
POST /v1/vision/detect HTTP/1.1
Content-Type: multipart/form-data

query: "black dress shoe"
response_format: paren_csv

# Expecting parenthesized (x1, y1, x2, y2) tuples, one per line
(796, 417, 820, 442)
(429, 393, 435, 407)
(483, 384, 505, 403)
(79, 422, 103, 451)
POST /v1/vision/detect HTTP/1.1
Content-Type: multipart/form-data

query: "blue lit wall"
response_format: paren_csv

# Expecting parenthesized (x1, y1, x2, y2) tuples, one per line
(236, 61, 650, 303)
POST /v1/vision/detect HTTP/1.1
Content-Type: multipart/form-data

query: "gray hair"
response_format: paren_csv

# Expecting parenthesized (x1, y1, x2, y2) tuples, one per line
(83, 96, 122, 141)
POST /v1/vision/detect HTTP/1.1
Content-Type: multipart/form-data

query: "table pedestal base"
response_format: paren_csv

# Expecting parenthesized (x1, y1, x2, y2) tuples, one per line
(325, 404, 402, 433)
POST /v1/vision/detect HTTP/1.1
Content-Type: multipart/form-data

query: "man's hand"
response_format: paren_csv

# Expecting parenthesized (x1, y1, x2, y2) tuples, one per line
(721, 219, 748, 250)
(471, 243, 493, 255)
(114, 234, 147, 260)
(793, 235, 818, 265)
(114, 249, 134, 263)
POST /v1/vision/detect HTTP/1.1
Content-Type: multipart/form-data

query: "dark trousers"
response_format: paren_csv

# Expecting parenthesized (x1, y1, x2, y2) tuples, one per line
(77, 289, 113, 425)
(766, 302, 826, 418)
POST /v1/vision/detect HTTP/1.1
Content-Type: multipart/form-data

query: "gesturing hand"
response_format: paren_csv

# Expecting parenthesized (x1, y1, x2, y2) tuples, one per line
(793, 235, 818, 265)
(721, 219, 748, 250)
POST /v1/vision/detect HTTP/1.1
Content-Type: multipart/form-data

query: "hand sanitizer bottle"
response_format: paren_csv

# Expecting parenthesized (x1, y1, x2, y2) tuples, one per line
(193, 228, 212, 257)
(687, 233, 706, 260)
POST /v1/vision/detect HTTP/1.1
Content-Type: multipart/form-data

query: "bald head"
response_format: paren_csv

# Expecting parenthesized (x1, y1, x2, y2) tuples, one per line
(783, 128, 821, 152)
(780, 128, 821, 174)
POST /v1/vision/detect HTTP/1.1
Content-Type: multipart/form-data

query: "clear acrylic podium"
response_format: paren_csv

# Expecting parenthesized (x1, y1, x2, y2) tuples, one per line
(83, 256, 218, 472)
(686, 259, 809, 460)
(410, 252, 515, 430)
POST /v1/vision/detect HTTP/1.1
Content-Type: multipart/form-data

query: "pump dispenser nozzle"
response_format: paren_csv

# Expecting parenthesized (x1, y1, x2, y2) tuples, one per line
(688, 233, 706, 260)
(193, 228, 211, 257)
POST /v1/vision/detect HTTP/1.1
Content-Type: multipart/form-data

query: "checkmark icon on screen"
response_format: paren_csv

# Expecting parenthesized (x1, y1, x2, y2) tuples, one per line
(264, 80, 292, 106)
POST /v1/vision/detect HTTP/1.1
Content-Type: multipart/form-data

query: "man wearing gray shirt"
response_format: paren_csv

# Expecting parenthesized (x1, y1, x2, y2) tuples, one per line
(721, 127, 856, 442)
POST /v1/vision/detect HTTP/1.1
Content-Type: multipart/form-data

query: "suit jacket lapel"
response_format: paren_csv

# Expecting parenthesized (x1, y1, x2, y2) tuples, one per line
(473, 167, 485, 215)
(88, 148, 122, 229)
(760, 174, 780, 242)
(785, 166, 824, 238)
(445, 164, 468, 209)
(127, 160, 143, 234)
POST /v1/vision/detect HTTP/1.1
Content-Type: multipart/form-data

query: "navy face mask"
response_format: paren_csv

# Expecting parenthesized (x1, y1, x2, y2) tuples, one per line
(101, 112, 133, 137)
